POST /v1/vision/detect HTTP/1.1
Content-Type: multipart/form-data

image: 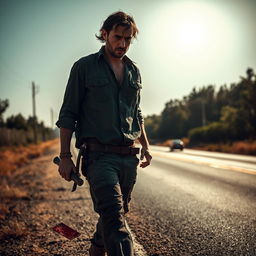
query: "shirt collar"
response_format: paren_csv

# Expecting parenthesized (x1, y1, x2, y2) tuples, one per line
(97, 46, 105, 61)
(97, 46, 134, 66)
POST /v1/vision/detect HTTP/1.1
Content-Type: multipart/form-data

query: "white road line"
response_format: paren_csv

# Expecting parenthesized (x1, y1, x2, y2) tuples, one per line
(125, 219, 147, 255)
(71, 142, 148, 256)
(152, 151, 256, 175)
(127, 225, 148, 256)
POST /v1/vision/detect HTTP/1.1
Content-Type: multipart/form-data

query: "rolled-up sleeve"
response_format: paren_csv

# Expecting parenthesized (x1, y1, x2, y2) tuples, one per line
(136, 69, 144, 125)
(56, 60, 85, 131)
(137, 91, 144, 125)
(138, 106, 144, 125)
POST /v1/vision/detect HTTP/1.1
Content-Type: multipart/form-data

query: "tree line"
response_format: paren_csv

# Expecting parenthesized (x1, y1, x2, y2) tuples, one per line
(144, 68, 256, 145)
(0, 99, 57, 146)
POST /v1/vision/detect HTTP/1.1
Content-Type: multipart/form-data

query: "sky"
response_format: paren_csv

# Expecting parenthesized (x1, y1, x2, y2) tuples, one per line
(0, 0, 256, 127)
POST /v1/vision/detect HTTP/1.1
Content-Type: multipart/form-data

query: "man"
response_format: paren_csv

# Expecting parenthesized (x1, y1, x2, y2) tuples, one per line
(56, 11, 152, 256)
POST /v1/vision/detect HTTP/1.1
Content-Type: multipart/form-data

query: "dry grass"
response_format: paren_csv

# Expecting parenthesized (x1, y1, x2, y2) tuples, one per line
(155, 138, 256, 155)
(0, 138, 58, 175)
(0, 138, 58, 242)
(0, 139, 58, 201)
(232, 141, 256, 155)
(0, 204, 10, 220)
(0, 184, 28, 200)
(194, 140, 256, 156)
(0, 219, 28, 240)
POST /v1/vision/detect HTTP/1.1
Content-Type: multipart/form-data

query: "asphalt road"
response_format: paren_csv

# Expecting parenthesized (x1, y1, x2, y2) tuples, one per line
(128, 147, 256, 256)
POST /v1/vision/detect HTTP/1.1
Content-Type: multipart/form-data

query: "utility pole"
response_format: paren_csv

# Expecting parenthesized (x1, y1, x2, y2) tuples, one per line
(201, 100, 206, 126)
(32, 82, 39, 143)
(50, 108, 54, 128)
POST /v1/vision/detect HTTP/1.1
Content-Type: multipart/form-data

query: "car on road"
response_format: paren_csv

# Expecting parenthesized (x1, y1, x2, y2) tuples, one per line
(170, 139, 184, 151)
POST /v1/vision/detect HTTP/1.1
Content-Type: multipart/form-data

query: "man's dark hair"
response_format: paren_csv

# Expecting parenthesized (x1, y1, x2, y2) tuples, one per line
(96, 11, 139, 43)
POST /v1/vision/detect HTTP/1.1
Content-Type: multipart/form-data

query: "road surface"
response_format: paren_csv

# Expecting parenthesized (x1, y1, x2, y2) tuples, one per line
(127, 146, 256, 255)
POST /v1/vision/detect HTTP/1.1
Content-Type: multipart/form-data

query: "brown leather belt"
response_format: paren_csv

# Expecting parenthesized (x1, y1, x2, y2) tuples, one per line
(85, 143, 140, 156)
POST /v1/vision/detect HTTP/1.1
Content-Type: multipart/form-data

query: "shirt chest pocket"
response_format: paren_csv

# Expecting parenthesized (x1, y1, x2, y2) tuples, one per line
(86, 78, 110, 103)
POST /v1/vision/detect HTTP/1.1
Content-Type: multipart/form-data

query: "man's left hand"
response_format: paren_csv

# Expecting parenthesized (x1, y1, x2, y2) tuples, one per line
(140, 148, 152, 168)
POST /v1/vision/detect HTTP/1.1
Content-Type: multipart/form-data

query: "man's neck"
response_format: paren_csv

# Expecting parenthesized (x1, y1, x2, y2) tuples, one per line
(104, 48, 123, 66)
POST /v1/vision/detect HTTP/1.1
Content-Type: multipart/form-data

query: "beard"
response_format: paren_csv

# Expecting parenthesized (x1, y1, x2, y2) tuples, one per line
(105, 40, 127, 58)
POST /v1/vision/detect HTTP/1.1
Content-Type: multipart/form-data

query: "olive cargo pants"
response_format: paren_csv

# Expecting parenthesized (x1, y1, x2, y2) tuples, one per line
(82, 151, 139, 256)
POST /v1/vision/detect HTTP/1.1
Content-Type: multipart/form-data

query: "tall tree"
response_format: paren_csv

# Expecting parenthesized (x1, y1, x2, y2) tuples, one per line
(6, 113, 27, 130)
(0, 99, 9, 127)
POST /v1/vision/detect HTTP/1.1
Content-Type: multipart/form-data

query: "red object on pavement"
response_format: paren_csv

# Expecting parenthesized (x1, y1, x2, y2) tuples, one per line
(52, 223, 81, 240)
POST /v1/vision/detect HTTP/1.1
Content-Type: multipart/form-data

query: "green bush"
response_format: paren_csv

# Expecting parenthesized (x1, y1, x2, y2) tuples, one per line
(188, 122, 230, 144)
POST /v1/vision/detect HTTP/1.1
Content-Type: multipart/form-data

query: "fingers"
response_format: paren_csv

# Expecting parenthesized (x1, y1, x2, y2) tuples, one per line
(58, 167, 73, 182)
(64, 170, 72, 181)
(59, 169, 69, 181)
(139, 154, 152, 168)
(140, 161, 150, 168)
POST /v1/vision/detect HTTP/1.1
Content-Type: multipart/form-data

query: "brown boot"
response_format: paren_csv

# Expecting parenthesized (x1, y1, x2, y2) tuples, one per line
(89, 243, 106, 256)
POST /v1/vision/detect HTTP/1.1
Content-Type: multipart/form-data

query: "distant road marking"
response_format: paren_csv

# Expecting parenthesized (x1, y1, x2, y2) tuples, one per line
(210, 164, 256, 175)
(152, 151, 256, 175)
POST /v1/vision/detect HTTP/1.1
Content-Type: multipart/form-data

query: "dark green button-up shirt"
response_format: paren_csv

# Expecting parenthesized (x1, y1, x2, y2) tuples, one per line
(56, 47, 144, 148)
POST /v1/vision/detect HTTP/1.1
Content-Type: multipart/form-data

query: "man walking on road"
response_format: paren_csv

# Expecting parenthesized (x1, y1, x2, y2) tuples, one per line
(56, 11, 152, 256)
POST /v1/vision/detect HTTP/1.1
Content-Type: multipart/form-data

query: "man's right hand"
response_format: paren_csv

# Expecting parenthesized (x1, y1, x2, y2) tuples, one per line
(58, 158, 76, 181)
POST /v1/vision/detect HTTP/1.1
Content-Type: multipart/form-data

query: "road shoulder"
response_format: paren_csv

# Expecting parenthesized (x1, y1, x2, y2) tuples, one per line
(0, 141, 97, 256)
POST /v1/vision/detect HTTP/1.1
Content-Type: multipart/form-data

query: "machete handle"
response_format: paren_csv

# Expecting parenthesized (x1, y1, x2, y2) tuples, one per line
(53, 156, 84, 186)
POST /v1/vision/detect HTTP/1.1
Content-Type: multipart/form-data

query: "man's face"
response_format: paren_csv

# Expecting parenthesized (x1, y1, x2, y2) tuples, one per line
(103, 25, 133, 59)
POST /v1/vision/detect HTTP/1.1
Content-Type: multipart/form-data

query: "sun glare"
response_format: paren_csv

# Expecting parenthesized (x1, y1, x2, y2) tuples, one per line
(176, 19, 207, 52)
(150, 1, 236, 62)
